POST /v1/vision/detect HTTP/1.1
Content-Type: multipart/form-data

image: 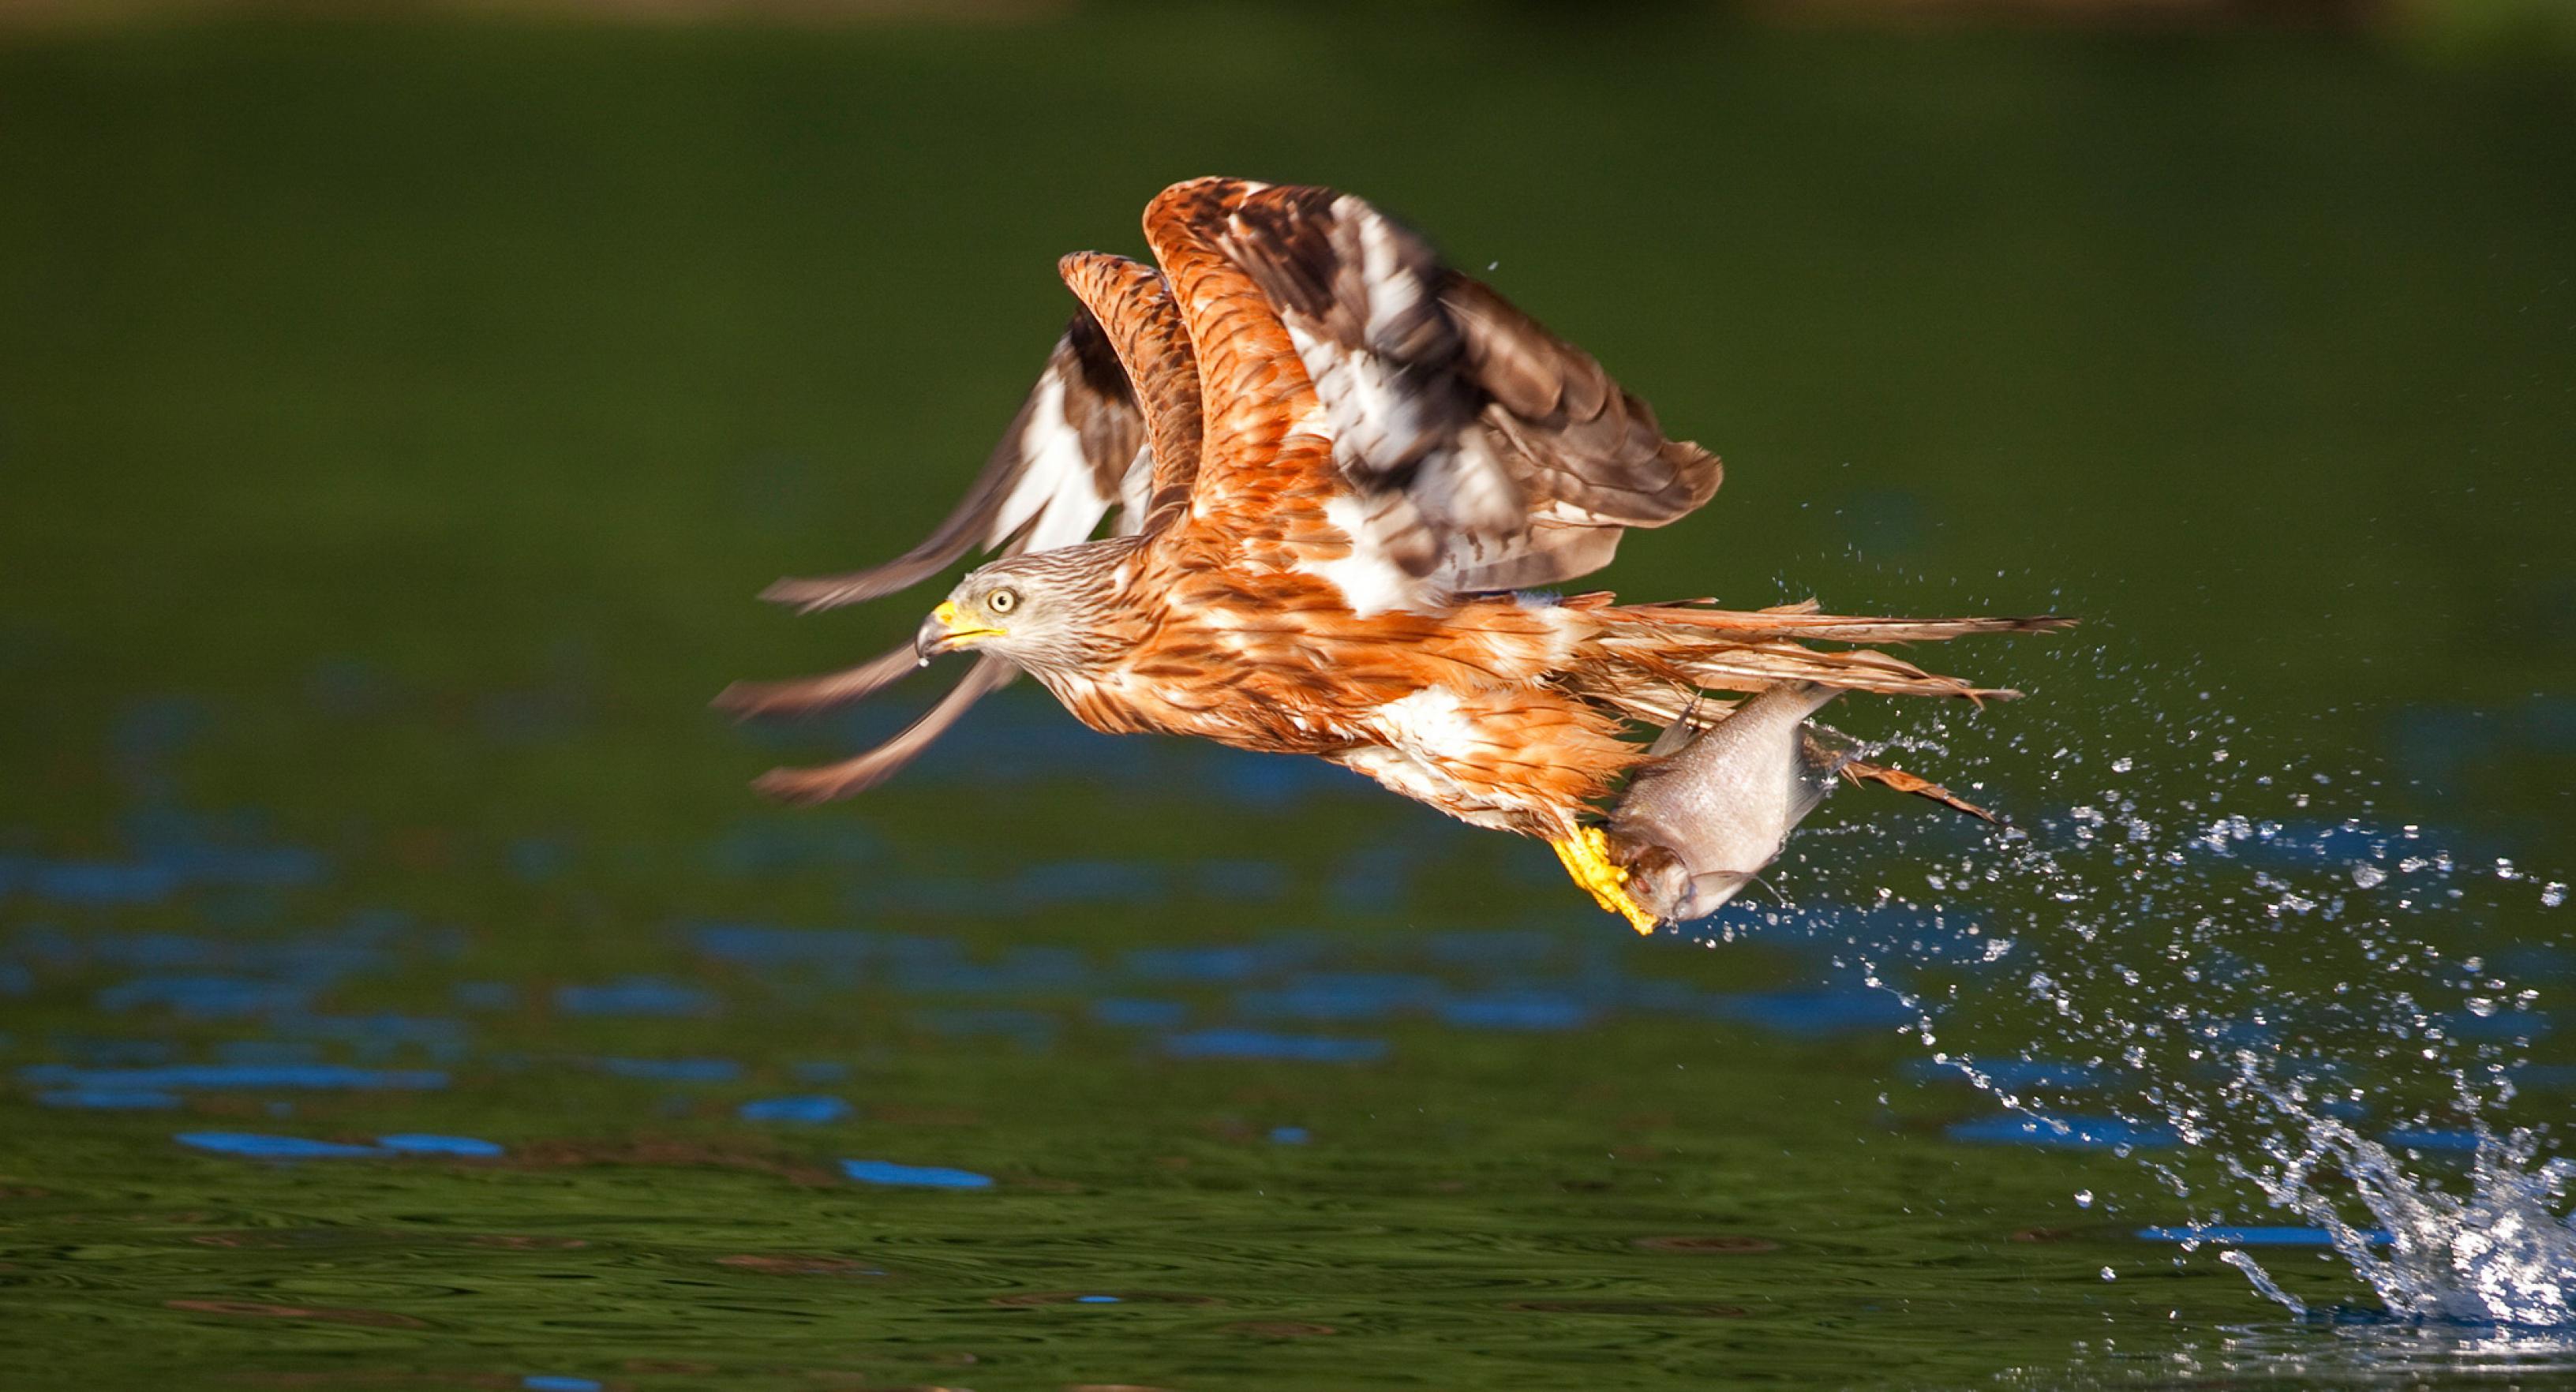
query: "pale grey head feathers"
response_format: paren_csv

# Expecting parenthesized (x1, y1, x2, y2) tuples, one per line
(916, 537, 1137, 677)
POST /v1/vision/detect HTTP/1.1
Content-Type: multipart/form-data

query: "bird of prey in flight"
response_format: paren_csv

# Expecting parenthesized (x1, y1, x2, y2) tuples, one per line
(722, 178, 2067, 930)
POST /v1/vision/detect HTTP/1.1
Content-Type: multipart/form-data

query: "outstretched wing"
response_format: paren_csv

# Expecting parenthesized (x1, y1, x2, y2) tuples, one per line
(721, 258, 1203, 803)
(721, 260, 1197, 724)
(1144, 178, 1720, 611)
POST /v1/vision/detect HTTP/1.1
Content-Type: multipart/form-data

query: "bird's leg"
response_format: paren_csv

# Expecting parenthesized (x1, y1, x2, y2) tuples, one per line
(1549, 826, 1659, 935)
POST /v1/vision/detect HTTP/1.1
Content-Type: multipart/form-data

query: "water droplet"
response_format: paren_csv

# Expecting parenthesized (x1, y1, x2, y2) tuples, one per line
(2075, 1189, 2095, 1209)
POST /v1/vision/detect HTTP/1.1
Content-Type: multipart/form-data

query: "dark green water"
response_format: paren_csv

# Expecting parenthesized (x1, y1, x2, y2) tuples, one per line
(4, 12, 2574, 1389)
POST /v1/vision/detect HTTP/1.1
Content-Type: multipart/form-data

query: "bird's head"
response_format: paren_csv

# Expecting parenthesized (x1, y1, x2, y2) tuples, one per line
(915, 544, 1127, 675)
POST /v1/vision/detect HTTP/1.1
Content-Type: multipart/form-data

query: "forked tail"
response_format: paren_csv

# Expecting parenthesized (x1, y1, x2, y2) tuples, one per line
(1586, 598, 2074, 713)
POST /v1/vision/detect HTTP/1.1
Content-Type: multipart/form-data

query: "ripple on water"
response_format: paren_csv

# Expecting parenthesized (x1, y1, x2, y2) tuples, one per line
(2205, 1319, 2576, 1383)
(1631, 1234, 1782, 1254)
(714, 1253, 888, 1276)
(1504, 1300, 1750, 1318)
(163, 1298, 425, 1329)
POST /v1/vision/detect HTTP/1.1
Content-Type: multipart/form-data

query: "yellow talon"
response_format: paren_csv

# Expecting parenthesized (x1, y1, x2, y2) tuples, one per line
(1550, 826, 1660, 935)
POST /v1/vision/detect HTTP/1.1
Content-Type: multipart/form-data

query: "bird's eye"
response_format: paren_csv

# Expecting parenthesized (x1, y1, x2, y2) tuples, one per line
(987, 588, 1019, 615)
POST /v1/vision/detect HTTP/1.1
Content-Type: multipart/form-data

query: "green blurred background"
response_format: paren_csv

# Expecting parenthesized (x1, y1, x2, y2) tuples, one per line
(2, 3, 2573, 1388)
(5, 2, 2570, 855)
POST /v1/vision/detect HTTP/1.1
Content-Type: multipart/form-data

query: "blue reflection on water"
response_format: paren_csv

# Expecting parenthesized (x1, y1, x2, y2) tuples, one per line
(840, 1158, 994, 1188)
(1126, 944, 1308, 984)
(1237, 972, 1443, 1023)
(594, 1057, 742, 1083)
(2139, 1225, 2395, 1246)
(1438, 990, 1593, 1031)
(738, 1095, 854, 1124)
(555, 977, 717, 1017)
(1904, 1057, 2106, 1090)
(36, 1088, 181, 1109)
(377, 1133, 505, 1156)
(1090, 997, 1190, 1028)
(7, 861, 180, 904)
(1705, 987, 1917, 1036)
(21, 1064, 447, 1091)
(2383, 1128, 2484, 1153)
(178, 1132, 384, 1158)
(95, 975, 315, 1016)
(1947, 1115, 2178, 1150)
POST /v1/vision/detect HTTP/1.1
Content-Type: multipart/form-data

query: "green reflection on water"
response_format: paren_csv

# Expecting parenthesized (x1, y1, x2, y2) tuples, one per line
(2, 10, 2571, 1390)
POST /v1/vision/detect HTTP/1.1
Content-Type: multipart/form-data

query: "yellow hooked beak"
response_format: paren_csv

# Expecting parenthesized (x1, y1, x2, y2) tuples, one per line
(915, 601, 1006, 661)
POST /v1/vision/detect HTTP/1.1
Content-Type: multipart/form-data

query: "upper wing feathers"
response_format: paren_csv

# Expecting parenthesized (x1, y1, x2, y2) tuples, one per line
(1188, 180, 1721, 600)
(1056, 253, 1204, 536)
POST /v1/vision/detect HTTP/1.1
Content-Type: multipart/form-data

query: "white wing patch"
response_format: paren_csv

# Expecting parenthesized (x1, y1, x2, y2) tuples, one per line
(1304, 493, 1431, 616)
(1335, 685, 1551, 831)
(1370, 687, 1482, 761)
(1112, 443, 1154, 535)
(988, 372, 1114, 555)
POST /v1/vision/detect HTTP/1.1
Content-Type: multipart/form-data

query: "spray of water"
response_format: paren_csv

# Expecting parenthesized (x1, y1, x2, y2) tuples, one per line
(1721, 630, 2574, 1330)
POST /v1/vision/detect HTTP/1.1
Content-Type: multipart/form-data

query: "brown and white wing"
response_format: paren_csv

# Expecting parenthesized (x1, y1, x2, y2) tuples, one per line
(758, 308, 1156, 617)
(1148, 178, 1719, 609)
(721, 264, 1191, 724)
(720, 261, 1199, 803)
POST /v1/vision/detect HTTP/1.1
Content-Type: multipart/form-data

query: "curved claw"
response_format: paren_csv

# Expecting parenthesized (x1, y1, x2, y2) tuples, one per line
(1551, 828, 1659, 934)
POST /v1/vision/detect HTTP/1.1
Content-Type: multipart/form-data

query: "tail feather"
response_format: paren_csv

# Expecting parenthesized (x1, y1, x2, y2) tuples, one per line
(1612, 602, 2075, 645)
(1574, 601, 2074, 709)
(1604, 634, 2018, 701)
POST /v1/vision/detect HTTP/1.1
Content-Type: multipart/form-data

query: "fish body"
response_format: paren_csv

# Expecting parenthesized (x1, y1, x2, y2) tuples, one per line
(1608, 682, 1857, 922)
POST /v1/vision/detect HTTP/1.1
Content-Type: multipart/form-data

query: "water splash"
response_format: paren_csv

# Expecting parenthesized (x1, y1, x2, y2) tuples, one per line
(1728, 634, 2576, 1332)
(2228, 1089, 2576, 1324)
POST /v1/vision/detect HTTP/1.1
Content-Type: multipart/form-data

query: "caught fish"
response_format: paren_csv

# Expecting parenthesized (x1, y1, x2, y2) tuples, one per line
(1607, 682, 1859, 923)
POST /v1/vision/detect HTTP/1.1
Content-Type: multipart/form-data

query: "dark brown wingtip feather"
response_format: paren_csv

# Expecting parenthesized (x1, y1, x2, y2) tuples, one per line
(759, 571, 923, 616)
(713, 644, 922, 720)
(743, 657, 1013, 804)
